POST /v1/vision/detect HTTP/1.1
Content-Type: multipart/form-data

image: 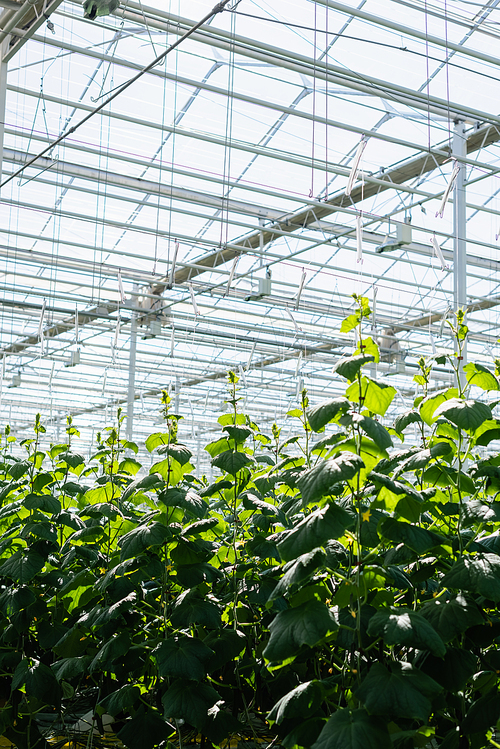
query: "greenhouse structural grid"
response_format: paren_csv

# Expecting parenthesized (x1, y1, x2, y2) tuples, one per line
(0, 0, 499, 463)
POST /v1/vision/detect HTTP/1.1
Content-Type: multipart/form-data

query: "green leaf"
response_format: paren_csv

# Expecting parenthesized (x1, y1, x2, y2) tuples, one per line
(159, 488, 208, 518)
(367, 608, 446, 656)
(0, 550, 45, 583)
(297, 453, 364, 505)
(356, 662, 441, 721)
(442, 553, 500, 600)
(346, 377, 396, 416)
(24, 493, 61, 514)
(0, 587, 35, 616)
(393, 441, 452, 475)
(394, 410, 423, 435)
(162, 679, 220, 729)
(13, 659, 61, 706)
(269, 681, 324, 725)
(8, 460, 30, 480)
(154, 637, 213, 682)
(52, 656, 92, 681)
(380, 518, 447, 555)
(203, 629, 246, 670)
(339, 314, 360, 333)
(119, 522, 172, 561)
(277, 502, 354, 562)
(171, 589, 221, 629)
(145, 432, 170, 453)
(351, 414, 392, 450)
(422, 464, 475, 495)
(419, 388, 458, 426)
(157, 443, 193, 466)
(263, 600, 338, 662)
(434, 398, 492, 432)
(464, 362, 500, 391)
(418, 647, 476, 692)
(333, 355, 374, 382)
(99, 684, 141, 716)
(311, 708, 390, 749)
(117, 706, 173, 749)
(204, 438, 231, 457)
(32, 471, 55, 493)
(211, 450, 253, 475)
(58, 451, 85, 468)
(270, 549, 326, 600)
(307, 398, 350, 431)
(462, 688, 500, 734)
(419, 594, 484, 642)
(222, 425, 253, 443)
(122, 473, 163, 501)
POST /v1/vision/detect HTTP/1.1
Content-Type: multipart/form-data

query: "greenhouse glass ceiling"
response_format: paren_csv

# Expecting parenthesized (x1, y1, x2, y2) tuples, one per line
(1, 0, 500, 462)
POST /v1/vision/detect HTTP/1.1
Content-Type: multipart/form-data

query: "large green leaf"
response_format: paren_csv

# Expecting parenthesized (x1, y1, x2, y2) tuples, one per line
(117, 706, 173, 749)
(355, 662, 441, 721)
(307, 398, 350, 431)
(442, 553, 500, 600)
(171, 589, 221, 629)
(394, 410, 423, 435)
(418, 647, 476, 692)
(0, 550, 45, 583)
(144, 432, 170, 453)
(99, 685, 141, 716)
(203, 628, 246, 670)
(367, 608, 446, 656)
(311, 708, 390, 749)
(422, 464, 475, 495)
(122, 473, 163, 502)
(350, 413, 392, 450)
(297, 453, 364, 505)
(393, 442, 452, 476)
(159, 487, 208, 518)
(222, 425, 253, 443)
(419, 593, 483, 642)
(419, 388, 458, 426)
(162, 679, 220, 729)
(8, 460, 30, 480)
(0, 587, 35, 616)
(463, 362, 500, 391)
(211, 450, 253, 475)
(269, 681, 324, 725)
(433, 398, 492, 432)
(270, 549, 326, 600)
(333, 355, 374, 382)
(119, 522, 172, 561)
(346, 377, 396, 416)
(380, 518, 447, 555)
(462, 688, 500, 734)
(263, 600, 337, 662)
(154, 637, 213, 682)
(277, 502, 354, 562)
(156, 443, 193, 465)
(13, 659, 61, 706)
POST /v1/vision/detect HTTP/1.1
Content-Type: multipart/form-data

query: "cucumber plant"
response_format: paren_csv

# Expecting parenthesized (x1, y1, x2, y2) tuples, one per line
(0, 302, 499, 749)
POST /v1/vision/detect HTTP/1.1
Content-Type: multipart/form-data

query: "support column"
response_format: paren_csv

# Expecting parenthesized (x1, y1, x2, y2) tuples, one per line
(126, 290, 138, 443)
(453, 119, 467, 387)
(0, 38, 9, 187)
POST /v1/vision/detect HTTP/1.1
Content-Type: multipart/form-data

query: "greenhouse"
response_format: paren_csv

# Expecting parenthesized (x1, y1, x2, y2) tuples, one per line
(1, 0, 500, 746)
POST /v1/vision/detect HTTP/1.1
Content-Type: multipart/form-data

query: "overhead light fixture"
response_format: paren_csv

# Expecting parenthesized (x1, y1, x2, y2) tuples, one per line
(375, 221, 412, 253)
(65, 350, 81, 367)
(245, 267, 271, 301)
(9, 372, 21, 388)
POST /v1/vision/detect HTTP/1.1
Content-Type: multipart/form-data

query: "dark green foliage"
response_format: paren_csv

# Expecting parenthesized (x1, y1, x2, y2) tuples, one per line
(0, 314, 499, 749)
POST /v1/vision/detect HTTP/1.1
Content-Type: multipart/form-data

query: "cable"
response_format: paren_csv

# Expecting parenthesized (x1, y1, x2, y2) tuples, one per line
(0, 0, 232, 190)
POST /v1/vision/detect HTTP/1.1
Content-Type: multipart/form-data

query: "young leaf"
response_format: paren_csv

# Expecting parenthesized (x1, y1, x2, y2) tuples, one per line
(367, 608, 446, 656)
(311, 709, 390, 749)
(263, 600, 338, 662)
